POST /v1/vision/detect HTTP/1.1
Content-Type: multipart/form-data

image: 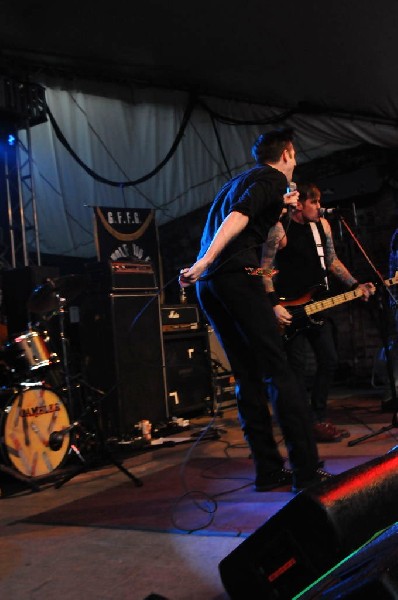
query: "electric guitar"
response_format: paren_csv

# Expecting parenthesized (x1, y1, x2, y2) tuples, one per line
(245, 267, 398, 342)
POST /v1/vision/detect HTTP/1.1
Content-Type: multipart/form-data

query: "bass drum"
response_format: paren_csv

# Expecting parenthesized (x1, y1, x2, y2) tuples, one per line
(1, 386, 70, 478)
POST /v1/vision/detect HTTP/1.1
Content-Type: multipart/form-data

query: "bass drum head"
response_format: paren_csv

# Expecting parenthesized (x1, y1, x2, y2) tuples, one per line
(2, 387, 70, 478)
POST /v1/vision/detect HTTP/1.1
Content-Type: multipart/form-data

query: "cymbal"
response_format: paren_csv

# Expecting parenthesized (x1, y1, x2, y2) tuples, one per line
(28, 274, 87, 314)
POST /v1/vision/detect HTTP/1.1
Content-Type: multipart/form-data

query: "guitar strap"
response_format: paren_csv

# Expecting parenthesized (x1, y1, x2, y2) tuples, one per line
(309, 221, 329, 290)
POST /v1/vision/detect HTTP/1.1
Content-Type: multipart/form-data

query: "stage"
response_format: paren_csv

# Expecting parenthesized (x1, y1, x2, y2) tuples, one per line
(1, 385, 397, 600)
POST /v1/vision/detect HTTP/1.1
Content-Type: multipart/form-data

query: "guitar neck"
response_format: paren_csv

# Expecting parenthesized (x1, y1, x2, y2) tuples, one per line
(304, 273, 398, 316)
(305, 288, 363, 316)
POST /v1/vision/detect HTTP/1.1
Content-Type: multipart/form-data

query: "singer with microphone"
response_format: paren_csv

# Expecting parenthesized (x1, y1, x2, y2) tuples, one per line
(179, 129, 332, 494)
(262, 182, 375, 442)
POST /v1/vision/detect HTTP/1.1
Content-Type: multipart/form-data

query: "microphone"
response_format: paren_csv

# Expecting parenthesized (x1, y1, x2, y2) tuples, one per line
(283, 181, 298, 211)
(319, 207, 340, 217)
(48, 422, 79, 451)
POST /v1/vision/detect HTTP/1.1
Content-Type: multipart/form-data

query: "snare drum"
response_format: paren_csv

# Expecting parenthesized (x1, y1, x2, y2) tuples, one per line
(1, 386, 70, 477)
(3, 330, 59, 377)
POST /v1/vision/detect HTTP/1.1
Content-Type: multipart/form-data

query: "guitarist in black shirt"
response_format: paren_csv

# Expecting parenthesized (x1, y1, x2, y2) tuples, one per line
(262, 183, 375, 442)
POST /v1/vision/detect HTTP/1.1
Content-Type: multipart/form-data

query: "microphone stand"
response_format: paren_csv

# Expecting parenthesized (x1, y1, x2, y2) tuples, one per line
(335, 215, 398, 446)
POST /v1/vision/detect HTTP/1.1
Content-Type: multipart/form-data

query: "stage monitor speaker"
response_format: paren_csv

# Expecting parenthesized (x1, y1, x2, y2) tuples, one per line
(298, 521, 398, 599)
(80, 292, 168, 438)
(219, 449, 398, 600)
(163, 330, 214, 417)
(2, 266, 60, 335)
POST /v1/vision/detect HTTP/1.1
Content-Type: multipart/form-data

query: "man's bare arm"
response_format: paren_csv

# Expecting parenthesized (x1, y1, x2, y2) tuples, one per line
(322, 219, 358, 287)
(261, 222, 285, 292)
(179, 211, 249, 286)
(323, 218, 375, 299)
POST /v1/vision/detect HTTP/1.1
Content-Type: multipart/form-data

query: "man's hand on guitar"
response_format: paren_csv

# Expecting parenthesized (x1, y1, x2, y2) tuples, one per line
(273, 304, 292, 328)
(357, 282, 376, 301)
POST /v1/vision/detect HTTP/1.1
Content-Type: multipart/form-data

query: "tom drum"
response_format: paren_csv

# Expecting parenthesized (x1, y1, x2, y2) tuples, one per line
(3, 330, 59, 378)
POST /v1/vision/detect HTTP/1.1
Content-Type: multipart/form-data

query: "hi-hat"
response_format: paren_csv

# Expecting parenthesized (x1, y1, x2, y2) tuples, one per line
(28, 274, 87, 314)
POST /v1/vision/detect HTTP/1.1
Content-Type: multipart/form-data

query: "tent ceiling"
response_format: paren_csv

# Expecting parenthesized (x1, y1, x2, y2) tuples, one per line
(1, 1, 398, 122)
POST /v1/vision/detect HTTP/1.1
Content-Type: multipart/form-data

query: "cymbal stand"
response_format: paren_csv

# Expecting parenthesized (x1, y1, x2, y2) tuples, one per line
(54, 385, 143, 489)
(55, 292, 75, 419)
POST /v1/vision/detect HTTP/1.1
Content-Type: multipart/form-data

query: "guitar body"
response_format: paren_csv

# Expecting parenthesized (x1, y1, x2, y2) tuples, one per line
(280, 288, 326, 343)
(245, 267, 398, 343)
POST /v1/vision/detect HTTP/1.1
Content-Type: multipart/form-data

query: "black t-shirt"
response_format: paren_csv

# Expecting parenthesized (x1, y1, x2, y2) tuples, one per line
(198, 165, 287, 277)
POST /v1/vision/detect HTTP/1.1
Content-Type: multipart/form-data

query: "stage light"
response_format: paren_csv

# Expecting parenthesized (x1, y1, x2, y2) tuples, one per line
(7, 134, 15, 146)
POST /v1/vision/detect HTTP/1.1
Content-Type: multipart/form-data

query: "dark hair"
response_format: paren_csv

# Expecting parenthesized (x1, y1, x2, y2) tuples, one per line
(297, 182, 320, 201)
(251, 127, 294, 164)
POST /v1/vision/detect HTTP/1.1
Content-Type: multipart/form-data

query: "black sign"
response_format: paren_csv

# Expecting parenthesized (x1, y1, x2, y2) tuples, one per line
(94, 206, 161, 287)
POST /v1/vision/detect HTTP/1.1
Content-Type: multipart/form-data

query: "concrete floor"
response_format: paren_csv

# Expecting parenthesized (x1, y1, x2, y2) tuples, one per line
(1, 387, 398, 600)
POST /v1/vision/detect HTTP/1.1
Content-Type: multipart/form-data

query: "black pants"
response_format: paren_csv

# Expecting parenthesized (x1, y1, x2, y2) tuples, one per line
(285, 318, 338, 422)
(196, 272, 319, 482)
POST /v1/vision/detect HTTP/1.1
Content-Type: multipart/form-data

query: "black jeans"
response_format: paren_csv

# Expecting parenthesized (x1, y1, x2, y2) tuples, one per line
(285, 318, 338, 422)
(196, 273, 319, 482)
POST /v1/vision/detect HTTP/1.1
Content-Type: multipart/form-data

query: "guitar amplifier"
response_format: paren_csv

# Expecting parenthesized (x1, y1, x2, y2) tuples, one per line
(86, 259, 158, 292)
(161, 304, 200, 333)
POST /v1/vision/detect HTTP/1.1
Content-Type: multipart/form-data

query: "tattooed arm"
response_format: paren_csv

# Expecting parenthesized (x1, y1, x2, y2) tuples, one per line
(261, 221, 287, 291)
(322, 218, 357, 286)
(322, 218, 375, 299)
(261, 222, 286, 292)
(262, 222, 293, 324)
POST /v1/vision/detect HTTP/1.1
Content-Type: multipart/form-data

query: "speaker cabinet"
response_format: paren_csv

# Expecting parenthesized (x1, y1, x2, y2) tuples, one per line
(80, 292, 168, 438)
(219, 449, 398, 600)
(299, 521, 398, 598)
(163, 330, 214, 417)
(2, 266, 60, 335)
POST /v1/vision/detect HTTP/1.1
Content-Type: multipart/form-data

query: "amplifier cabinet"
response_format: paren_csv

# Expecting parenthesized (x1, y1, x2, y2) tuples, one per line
(86, 260, 157, 292)
(161, 304, 199, 333)
(163, 330, 214, 417)
(79, 292, 168, 438)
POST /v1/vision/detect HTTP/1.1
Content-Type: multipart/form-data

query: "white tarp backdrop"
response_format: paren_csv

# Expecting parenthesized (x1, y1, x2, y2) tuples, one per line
(19, 84, 398, 259)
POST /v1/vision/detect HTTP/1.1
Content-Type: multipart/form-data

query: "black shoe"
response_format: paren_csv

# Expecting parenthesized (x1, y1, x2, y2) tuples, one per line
(292, 468, 333, 494)
(255, 468, 293, 492)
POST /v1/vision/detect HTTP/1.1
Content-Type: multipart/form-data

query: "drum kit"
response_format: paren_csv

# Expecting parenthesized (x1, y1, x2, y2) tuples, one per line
(0, 273, 142, 493)
(0, 275, 88, 489)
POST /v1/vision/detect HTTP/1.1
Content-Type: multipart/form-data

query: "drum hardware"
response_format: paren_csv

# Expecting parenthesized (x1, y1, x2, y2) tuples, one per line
(0, 273, 142, 492)
(48, 420, 80, 451)
(27, 274, 88, 420)
(0, 275, 84, 492)
(27, 274, 88, 315)
(0, 463, 40, 493)
(53, 385, 143, 490)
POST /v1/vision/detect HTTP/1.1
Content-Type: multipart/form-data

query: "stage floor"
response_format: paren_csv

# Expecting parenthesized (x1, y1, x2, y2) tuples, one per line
(1, 385, 397, 600)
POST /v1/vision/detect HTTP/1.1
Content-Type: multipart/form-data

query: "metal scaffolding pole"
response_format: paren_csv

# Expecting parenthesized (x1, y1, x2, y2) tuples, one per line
(17, 124, 41, 266)
(2, 124, 41, 268)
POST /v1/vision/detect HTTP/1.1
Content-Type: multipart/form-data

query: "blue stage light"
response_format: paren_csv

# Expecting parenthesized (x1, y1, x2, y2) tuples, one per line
(7, 134, 15, 146)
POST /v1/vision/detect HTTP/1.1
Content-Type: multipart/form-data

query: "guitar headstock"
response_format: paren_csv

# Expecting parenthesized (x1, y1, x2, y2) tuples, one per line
(386, 271, 398, 286)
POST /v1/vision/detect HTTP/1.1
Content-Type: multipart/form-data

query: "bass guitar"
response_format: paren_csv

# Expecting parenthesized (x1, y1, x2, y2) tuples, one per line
(245, 267, 398, 342)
